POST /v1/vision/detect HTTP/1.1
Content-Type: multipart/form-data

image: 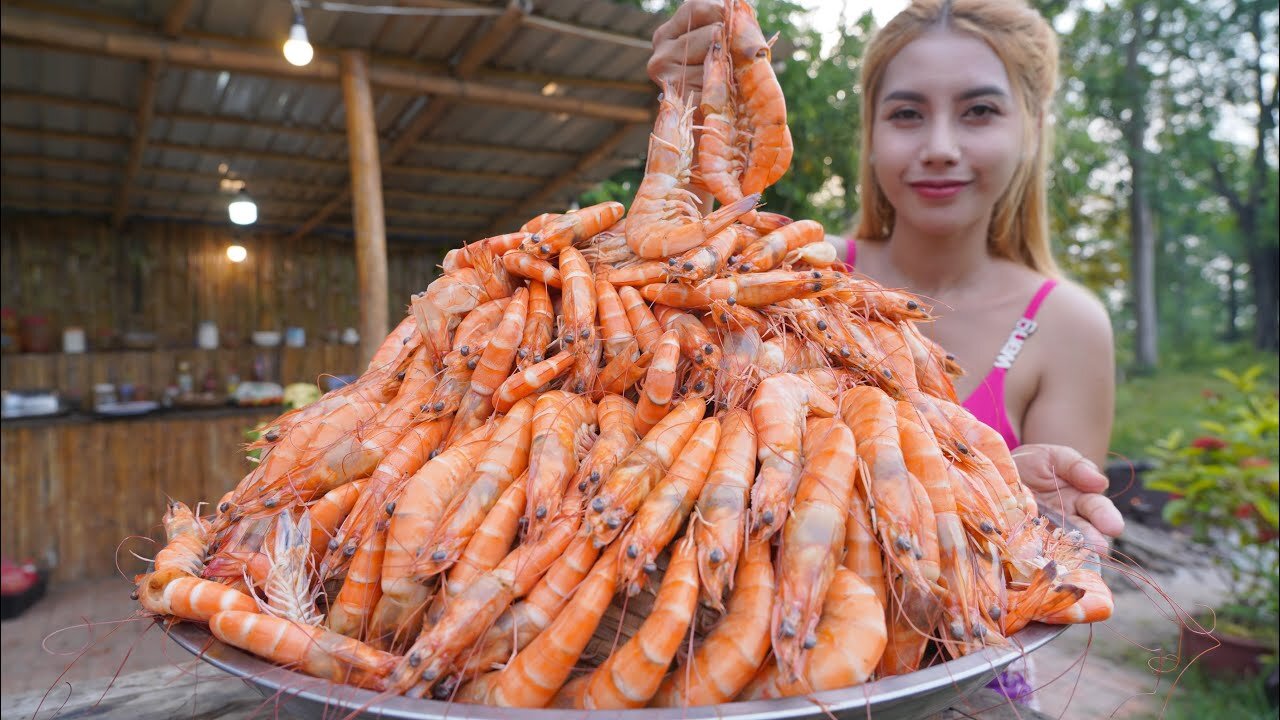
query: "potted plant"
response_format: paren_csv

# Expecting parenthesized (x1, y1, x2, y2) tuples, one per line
(1145, 365, 1279, 677)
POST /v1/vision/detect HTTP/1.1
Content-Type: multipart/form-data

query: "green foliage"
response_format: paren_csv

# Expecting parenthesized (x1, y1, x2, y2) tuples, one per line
(1148, 664, 1276, 720)
(1144, 365, 1279, 634)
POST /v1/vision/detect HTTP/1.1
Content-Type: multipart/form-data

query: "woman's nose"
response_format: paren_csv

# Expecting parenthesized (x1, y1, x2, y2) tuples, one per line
(921, 120, 961, 165)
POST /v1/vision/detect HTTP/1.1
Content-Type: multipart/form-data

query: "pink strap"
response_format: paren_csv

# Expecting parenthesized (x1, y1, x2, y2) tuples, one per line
(961, 279, 1059, 449)
(844, 237, 858, 269)
(1022, 279, 1058, 321)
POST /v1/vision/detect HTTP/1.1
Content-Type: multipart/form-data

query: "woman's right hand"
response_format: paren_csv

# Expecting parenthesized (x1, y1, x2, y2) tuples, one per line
(646, 0, 727, 100)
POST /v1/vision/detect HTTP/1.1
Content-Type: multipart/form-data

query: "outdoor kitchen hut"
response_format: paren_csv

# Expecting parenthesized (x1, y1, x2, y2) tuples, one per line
(0, 0, 661, 590)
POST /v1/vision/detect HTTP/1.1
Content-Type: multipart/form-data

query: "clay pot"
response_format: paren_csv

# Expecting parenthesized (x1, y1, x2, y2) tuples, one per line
(1180, 621, 1275, 678)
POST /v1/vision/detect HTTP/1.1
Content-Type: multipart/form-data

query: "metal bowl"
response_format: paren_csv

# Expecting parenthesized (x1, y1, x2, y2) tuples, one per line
(167, 621, 1064, 720)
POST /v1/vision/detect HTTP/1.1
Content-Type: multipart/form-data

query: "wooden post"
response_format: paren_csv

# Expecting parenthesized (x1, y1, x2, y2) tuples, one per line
(340, 50, 388, 368)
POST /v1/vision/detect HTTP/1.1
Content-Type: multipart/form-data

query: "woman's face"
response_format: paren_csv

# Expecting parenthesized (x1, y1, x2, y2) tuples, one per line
(871, 30, 1028, 240)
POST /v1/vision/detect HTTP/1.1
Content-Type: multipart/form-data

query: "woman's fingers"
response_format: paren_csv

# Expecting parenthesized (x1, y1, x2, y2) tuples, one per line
(1076, 492, 1125, 539)
(648, 23, 724, 90)
(653, 0, 726, 45)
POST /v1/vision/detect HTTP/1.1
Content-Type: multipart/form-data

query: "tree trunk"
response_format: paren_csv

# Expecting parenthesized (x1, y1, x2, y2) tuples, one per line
(1251, 245, 1280, 351)
(1124, 15, 1158, 370)
(1224, 259, 1240, 343)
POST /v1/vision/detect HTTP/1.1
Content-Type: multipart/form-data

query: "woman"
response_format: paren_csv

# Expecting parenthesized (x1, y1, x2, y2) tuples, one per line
(650, 0, 1125, 704)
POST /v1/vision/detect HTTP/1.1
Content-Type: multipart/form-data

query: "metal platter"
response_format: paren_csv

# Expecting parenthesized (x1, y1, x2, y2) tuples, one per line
(167, 621, 1065, 720)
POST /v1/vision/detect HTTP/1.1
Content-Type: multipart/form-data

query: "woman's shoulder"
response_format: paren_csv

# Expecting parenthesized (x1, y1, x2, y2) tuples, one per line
(1039, 277, 1111, 339)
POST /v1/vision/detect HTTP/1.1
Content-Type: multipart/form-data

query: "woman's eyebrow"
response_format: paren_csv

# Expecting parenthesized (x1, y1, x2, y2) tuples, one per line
(957, 85, 1008, 100)
(881, 85, 1008, 104)
(881, 89, 926, 104)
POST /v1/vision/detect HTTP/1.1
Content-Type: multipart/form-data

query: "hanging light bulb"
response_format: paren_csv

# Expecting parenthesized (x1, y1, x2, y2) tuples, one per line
(228, 189, 258, 226)
(283, 9, 313, 67)
(226, 245, 248, 263)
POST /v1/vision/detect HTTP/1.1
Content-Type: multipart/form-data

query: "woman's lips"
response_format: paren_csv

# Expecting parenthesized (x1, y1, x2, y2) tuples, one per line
(909, 180, 969, 199)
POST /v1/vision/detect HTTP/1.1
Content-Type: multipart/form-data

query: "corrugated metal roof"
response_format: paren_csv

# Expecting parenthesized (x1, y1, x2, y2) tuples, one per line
(0, 0, 665, 245)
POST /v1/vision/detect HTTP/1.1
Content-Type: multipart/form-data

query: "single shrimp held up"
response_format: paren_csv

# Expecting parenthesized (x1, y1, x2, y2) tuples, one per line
(626, 81, 760, 259)
(154, 500, 208, 576)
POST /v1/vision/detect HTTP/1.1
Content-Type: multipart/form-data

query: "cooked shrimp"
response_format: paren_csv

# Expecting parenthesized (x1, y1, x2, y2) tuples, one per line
(771, 417, 858, 679)
(740, 568, 885, 698)
(633, 329, 682, 435)
(749, 372, 838, 539)
(209, 610, 396, 690)
(587, 396, 707, 547)
(692, 407, 756, 611)
(617, 416, 719, 595)
(555, 534, 699, 709)
(652, 538, 773, 707)
(154, 500, 208, 576)
(521, 201, 624, 259)
(640, 270, 843, 308)
(136, 567, 259, 622)
(515, 281, 554, 371)
(625, 82, 760, 259)
(456, 546, 621, 708)
(524, 390, 596, 537)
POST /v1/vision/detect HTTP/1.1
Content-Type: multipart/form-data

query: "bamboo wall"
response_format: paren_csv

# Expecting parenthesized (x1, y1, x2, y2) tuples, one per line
(0, 212, 445, 352)
(1, 409, 274, 584)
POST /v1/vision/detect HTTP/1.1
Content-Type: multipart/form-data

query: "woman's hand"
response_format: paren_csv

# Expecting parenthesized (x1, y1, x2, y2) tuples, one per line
(1011, 443, 1125, 551)
(646, 0, 726, 99)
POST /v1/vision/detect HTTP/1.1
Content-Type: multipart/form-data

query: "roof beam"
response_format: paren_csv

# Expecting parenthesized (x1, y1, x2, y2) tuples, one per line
(1, 154, 517, 208)
(0, 124, 549, 185)
(111, 62, 162, 228)
(401, 0, 653, 51)
(486, 123, 643, 234)
(0, 199, 470, 241)
(288, 0, 529, 241)
(111, 0, 194, 228)
(3, 91, 582, 162)
(3, 0, 653, 94)
(3, 174, 490, 225)
(0, 8, 653, 123)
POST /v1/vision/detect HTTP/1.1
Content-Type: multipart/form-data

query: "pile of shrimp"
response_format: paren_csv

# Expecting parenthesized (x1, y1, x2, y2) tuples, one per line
(132, 0, 1114, 709)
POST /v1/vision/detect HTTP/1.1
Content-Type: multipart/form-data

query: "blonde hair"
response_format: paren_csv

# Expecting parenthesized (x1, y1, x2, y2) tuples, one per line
(855, 0, 1061, 276)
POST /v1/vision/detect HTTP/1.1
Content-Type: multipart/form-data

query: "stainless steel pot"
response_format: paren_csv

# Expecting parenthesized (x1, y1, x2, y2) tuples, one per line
(168, 621, 1063, 720)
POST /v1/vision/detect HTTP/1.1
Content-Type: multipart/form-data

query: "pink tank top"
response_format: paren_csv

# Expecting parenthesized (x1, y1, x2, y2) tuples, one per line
(844, 238, 1057, 449)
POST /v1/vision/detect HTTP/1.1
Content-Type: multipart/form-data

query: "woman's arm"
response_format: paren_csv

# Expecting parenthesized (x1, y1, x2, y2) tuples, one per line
(1016, 281, 1123, 548)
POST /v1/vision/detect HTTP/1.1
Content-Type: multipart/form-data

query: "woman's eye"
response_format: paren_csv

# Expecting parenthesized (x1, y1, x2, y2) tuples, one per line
(965, 104, 1000, 119)
(888, 107, 922, 121)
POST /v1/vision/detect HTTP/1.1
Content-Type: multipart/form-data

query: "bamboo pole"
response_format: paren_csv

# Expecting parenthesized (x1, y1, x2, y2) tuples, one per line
(341, 50, 389, 368)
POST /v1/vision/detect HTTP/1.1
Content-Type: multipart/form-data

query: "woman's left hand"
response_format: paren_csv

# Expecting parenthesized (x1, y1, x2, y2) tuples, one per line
(1011, 443, 1125, 551)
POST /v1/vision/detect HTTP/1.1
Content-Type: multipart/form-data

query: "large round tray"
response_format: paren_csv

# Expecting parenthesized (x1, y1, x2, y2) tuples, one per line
(167, 620, 1064, 720)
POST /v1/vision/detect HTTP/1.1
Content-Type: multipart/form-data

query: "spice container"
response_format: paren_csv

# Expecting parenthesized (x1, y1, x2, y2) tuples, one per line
(62, 326, 86, 354)
(197, 321, 219, 350)
(20, 315, 53, 353)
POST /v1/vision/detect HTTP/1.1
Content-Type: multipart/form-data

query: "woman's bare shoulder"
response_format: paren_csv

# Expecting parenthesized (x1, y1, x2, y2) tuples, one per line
(1040, 278, 1112, 342)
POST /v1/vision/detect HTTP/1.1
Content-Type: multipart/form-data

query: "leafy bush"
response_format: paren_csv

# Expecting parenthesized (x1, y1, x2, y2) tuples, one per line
(1145, 365, 1279, 639)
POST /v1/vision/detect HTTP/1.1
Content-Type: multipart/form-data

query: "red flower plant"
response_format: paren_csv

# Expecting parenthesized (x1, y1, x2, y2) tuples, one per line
(1190, 436, 1227, 451)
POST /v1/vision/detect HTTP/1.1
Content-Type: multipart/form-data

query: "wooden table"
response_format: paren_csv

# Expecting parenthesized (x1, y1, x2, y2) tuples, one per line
(2, 663, 1056, 719)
